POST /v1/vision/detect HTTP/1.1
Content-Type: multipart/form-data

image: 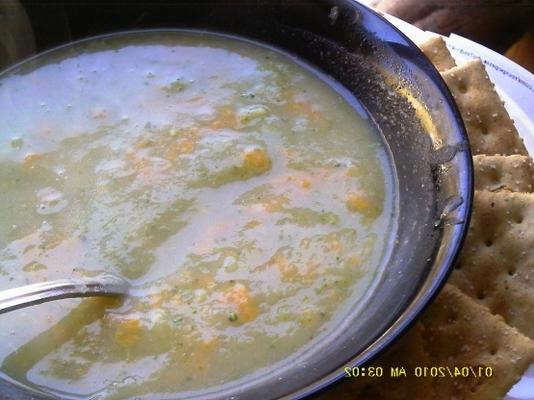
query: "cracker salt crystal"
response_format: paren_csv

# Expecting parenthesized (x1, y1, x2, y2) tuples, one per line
(418, 36, 456, 72)
(450, 191, 534, 340)
(441, 59, 528, 156)
(474, 155, 534, 192)
(421, 284, 534, 400)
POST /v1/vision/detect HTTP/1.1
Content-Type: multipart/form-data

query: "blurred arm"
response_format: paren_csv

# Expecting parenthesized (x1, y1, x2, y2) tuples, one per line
(371, 0, 533, 53)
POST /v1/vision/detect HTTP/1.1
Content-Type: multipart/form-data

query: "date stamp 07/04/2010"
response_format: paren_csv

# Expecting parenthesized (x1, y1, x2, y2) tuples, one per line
(343, 366, 495, 379)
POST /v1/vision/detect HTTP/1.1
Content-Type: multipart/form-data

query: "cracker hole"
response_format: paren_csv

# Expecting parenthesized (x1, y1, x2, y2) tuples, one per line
(484, 239, 493, 247)
(489, 170, 500, 182)
(515, 215, 524, 224)
(448, 310, 459, 321)
(477, 291, 485, 300)
(457, 82, 468, 93)
(489, 347, 498, 356)
(480, 123, 489, 135)
(508, 268, 516, 276)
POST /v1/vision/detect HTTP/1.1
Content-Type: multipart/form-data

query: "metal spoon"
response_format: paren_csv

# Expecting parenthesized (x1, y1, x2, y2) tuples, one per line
(0, 273, 129, 314)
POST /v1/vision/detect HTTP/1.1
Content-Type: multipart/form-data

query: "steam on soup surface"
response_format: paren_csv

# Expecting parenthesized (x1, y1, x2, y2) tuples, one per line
(0, 32, 395, 398)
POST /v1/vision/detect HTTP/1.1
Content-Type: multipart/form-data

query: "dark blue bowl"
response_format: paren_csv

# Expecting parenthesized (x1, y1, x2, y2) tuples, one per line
(0, 1, 472, 399)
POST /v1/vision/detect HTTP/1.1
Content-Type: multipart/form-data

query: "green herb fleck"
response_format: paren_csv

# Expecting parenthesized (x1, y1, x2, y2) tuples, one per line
(162, 78, 189, 93)
(228, 312, 238, 322)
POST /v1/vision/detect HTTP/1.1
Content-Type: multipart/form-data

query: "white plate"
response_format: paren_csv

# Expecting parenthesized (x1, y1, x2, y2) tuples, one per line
(381, 12, 534, 400)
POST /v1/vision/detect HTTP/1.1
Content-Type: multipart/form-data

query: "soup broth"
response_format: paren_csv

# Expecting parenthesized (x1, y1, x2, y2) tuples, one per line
(0, 31, 395, 399)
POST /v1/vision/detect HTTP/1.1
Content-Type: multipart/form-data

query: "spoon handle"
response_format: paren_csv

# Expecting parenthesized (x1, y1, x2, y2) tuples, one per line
(0, 274, 129, 314)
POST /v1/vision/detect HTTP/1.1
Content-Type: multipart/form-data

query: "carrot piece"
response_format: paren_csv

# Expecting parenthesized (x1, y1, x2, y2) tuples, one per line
(346, 193, 372, 214)
(243, 148, 271, 174)
(210, 106, 238, 130)
(300, 178, 311, 189)
(22, 153, 43, 170)
(223, 284, 259, 323)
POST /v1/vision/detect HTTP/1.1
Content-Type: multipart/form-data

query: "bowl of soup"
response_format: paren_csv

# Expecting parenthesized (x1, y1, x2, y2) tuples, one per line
(0, 1, 472, 399)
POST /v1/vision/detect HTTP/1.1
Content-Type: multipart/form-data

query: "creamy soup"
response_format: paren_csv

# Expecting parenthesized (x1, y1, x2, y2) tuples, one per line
(0, 31, 395, 399)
